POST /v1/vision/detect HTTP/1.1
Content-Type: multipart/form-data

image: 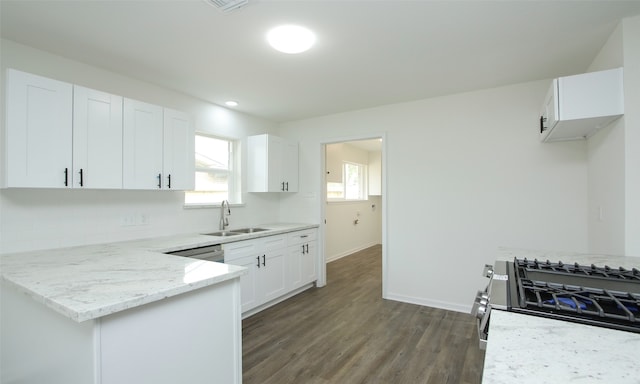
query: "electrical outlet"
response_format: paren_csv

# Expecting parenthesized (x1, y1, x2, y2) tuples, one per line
(138, 213, 150, 226)
(121, 214, 136, 227)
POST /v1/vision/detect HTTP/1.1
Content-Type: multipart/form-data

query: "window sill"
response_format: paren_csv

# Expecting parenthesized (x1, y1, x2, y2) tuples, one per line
(326, 199, 369, 205)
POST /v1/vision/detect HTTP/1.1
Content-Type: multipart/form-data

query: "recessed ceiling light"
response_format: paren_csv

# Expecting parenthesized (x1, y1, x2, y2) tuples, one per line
(267, 25, 316, 54)
(225, 101, 239, 107)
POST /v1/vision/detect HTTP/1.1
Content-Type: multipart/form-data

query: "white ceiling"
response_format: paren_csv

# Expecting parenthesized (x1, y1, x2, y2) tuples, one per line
(2, 0, 640, 123)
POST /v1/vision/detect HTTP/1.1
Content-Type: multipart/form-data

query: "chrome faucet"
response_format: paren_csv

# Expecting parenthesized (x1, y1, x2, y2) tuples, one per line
(219, 200, 231, 230)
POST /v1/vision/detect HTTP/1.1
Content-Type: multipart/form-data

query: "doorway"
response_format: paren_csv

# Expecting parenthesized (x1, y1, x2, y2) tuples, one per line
(319, 135, 387, 298)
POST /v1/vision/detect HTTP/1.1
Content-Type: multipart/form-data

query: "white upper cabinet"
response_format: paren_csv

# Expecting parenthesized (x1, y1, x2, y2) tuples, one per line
(5, 69, 193, 191)
(5, 69, 73, 188)
(247, 134, 298, 192)
(163, 108, 195, 190)
(123, 99, 164, 189)
(540, 67, 624, 142)
(73, 86, 123, 189)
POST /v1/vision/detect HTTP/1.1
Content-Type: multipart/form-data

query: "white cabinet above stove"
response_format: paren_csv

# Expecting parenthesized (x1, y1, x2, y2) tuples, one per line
(539, 67, 624, 142)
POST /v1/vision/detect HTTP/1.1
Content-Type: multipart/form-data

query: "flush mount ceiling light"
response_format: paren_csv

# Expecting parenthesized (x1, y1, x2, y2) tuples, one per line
(225, 101, 239, 107)
(267, 25, 316, 54)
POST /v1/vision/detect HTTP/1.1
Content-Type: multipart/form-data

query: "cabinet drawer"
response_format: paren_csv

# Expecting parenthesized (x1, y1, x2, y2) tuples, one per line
(287, 229, 317, 246)
(262, 235, 286, 252)
(223, 238, 262, 262)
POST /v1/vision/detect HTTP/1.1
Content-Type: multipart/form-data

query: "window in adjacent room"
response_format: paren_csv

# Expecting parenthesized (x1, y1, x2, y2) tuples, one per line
(185, 134, 240, 205)
(327, 161, 367, 201)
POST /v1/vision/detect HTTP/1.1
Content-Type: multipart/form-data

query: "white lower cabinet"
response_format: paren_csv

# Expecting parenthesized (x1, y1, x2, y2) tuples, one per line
(287, 229, 318, 291)
(1, 279, 242, 384)
(225, 229, 318, 316)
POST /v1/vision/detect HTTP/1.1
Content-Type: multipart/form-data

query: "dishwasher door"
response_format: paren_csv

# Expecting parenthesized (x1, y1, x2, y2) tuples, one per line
(167, 244, 224, 263)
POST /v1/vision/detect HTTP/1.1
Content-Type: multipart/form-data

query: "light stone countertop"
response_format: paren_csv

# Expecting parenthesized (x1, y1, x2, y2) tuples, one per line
(483, 247, 640, 384)
(483, 310, 640, 384)
(0, 223, 318, 323)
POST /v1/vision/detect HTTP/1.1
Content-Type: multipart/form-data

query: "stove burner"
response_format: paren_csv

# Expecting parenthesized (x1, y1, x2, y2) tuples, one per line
(510, 258, 640, 333)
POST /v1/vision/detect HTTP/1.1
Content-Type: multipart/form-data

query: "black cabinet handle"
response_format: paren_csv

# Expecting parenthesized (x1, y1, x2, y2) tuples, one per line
(79, 169, 84, 187)
(157, 173, 162, 189)
(302, 244, 306, 254)
(64, 168, 68, 186)
(262, 255, 266, 266)
(305, 244, 309, 254)
(285, 182, 289, 191)
(540, 116, 547, 134)
(281, 181, 285, 191)
(167, 174, 171, 189)
(256, 256, 261, 268)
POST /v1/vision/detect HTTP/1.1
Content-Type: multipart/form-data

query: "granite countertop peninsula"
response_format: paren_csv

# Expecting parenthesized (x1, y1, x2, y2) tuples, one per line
(0, 223, 318, 323)
(483, 247, 640, 384)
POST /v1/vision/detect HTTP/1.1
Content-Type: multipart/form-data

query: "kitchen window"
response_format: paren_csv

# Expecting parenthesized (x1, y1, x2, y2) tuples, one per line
(327, 161, 367, 201)
(185, 134, 240, 205)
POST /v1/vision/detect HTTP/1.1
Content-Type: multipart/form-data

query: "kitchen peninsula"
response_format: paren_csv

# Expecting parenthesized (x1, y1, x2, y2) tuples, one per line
(1, 223, 318, 384)
(0, 234, 250, 384)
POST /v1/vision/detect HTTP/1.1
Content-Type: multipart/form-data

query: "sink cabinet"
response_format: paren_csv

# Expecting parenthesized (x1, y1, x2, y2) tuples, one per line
(225, 228, 318, 316)
(224, 235, 288, 313)
(247, 134, 298, 192)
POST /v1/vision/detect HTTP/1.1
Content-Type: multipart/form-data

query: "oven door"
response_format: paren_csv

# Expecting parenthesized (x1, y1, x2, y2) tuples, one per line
(471, 261, 512, 349)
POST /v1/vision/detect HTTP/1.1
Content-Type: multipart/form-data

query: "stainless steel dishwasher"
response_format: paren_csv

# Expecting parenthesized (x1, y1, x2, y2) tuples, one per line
(166, 244, 224, 263)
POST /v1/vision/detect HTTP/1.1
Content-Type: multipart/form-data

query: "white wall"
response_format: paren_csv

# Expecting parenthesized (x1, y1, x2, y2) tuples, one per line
(325, 142, 382, 261)
(621, 16, 640, 256)
(586, 15, 640, 256)
(586, 23, 625, 255)
(278, 80, 589, 312)
(0, 39, 280, 253)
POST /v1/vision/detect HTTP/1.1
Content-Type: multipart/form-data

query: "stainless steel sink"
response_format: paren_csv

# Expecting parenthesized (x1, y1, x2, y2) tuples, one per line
(202, 231, 243, 237)
(232, 227, 269, 234)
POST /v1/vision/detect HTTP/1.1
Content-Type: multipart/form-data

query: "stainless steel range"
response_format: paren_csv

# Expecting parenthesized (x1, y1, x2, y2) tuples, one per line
(472, 257, 640, 349)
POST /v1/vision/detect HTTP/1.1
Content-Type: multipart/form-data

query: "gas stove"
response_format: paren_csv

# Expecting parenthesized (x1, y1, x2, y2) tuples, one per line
(472, 257, 640, 349)
(509, 258, 640, 333)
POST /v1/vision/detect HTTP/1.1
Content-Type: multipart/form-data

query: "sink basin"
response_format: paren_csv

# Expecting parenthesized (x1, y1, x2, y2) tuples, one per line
(232, 227, 269, 234)
(202, 231, 243, 237)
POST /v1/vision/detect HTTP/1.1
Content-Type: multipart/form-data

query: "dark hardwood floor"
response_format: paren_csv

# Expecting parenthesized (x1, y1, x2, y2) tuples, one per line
(242, 245, 485, 384)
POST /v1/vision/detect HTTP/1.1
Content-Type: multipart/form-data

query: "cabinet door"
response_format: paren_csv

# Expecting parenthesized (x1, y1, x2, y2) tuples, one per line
(247, 134, 299, 192)
(287, 245, 303, 290)
(282, 140, 298, 192)
(163, 108, 194, 190)
(123, 99, 163, 189)
(73, 86, 123, 189)
(5, 69, 72, 188)
(259, 249, 287, 303)
(233, 255, 261, 313)
(301, 241, 317, 285)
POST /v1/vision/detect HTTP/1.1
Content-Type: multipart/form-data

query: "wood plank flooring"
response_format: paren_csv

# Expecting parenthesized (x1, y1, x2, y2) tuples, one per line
(242, 245, 485, 384)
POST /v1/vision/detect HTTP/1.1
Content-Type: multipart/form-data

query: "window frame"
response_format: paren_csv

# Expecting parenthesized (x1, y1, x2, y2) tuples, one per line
(184, 133, 241, 207)
(327, 161, 368, 202)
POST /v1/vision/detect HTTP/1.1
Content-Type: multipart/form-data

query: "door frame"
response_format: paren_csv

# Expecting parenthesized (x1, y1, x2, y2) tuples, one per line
(318, 132, 388, 298)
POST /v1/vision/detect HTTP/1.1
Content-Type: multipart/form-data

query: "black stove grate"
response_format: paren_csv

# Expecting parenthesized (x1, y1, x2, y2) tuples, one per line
(511, 258, 640, 333)
(517, 258, 640, 281)
(518, 279, 640, 324)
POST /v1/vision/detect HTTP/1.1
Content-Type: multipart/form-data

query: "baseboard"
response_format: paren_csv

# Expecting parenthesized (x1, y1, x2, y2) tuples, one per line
(241, 283, 315, 319)
(384, 292, 472, 314)
(326, 242, 381, 263)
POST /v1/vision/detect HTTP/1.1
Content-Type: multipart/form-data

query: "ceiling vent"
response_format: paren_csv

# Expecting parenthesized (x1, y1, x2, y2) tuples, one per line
(204, 0, 248, 12)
